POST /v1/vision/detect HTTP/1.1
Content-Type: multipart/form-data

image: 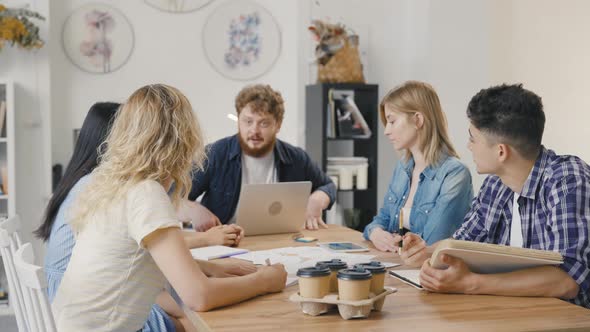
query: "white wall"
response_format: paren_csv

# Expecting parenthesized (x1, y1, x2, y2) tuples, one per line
(50, 0, 301, 169)
(490, 0, 590, 164)
(0, 0, 52, 257)
(302, 0, 590, 199)
(302, 0, 493, 201)
(301, 0, 421, 206)
(428, 0, 492, 190)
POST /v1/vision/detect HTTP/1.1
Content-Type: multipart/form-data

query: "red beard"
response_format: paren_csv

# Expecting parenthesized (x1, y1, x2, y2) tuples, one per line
(238, 133, 276, 157)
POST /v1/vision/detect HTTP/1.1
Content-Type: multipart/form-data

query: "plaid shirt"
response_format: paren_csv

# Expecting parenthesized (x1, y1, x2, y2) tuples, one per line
(454, 147, 590, 308)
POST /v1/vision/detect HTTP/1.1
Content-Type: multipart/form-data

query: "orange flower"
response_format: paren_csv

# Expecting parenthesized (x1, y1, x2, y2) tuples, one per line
(0, 6, 44, 51)
(0, 17, 27, 41)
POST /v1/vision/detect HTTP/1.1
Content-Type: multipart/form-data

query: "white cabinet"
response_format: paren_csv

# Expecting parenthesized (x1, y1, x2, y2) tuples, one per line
(0, 80, 16, 315)
(0, 80, 15, 218)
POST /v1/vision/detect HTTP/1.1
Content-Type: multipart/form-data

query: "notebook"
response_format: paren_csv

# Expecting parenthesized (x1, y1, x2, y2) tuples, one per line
(190, 245, 249, 261)
(430, 239, 563, 274)
(381, 262, 401, 269)
(388, 270, 423, 290)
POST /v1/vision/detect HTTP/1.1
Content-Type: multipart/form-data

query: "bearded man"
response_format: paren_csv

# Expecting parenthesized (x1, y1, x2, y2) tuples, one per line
(188, 84, 336, 231)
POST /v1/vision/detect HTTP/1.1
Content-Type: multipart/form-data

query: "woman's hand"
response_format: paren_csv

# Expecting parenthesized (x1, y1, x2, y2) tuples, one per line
(398, 233, 430, 267)
(208, 258, 258, 277)
(257, 264, 288, 293)
(369, 228, 396, 252)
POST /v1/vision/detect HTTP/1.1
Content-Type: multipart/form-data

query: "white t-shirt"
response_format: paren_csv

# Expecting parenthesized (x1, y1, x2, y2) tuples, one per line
(52, 180, 181, 332)
(241, 151, 277, 185)
(510, 193, 523, 247)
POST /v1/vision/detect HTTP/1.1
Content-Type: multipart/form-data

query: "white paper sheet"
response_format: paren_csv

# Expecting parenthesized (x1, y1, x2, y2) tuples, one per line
(234, 246, 377, 286)
(190, 245, 249, 261)
(388, 269, 423, 290)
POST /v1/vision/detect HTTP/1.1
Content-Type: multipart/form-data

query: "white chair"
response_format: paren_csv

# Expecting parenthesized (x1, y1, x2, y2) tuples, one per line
(14, 243, 56, 332)
(0, 215, 29, 332)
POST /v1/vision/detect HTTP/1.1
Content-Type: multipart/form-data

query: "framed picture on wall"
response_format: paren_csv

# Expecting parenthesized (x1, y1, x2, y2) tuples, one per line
(62, 3, 135, 74)
(144, 0, 214, 13)
(202, 0, 282, 81)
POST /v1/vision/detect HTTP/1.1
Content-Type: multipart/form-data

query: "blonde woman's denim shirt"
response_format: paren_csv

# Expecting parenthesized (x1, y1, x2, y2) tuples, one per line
(363, 155, 473, 245)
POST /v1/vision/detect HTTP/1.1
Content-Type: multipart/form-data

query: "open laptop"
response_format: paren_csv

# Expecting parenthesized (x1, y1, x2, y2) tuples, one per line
(236, 181, 312, 236)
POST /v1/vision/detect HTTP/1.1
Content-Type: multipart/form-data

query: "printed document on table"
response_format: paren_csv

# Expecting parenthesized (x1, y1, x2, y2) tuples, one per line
(234, 246, 377, 286)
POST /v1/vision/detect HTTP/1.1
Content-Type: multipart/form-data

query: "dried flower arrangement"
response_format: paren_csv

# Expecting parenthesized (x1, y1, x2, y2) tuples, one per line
(0, 5, 45, 51)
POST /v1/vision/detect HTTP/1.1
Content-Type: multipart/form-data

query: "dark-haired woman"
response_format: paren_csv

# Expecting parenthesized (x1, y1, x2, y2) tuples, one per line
(37, 102, 119, 301)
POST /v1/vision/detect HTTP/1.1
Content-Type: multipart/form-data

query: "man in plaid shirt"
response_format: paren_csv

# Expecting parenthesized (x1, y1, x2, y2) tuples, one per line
(398, 84, 590, 308)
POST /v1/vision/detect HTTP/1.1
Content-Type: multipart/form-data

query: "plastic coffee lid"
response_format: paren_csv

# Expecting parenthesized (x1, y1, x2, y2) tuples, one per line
(355, 261, 386, 274)
(296, 266, 331, 278)
(337, 267, 372, 281)
(316, 259, 348, 271)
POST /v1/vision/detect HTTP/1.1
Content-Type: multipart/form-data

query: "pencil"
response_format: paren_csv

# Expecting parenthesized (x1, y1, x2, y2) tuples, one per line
(398, 208, 404, 248)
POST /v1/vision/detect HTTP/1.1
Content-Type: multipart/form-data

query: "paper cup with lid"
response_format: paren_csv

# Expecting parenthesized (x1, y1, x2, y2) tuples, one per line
(316, 259, 348, 292)
(337, 267, 372, 301)
(297, 266, 331, 298)
(355, 261, 386, 294)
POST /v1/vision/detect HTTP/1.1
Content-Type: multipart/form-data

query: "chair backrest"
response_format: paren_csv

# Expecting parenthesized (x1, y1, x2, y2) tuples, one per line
(0, 215, 29, 332)
(14, 243, 56, 332)
(166, 283, 200, 331)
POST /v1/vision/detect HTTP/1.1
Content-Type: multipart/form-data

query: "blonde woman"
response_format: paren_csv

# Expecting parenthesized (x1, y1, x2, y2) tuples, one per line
(363, 81, 473, 257)
(52, 84, 287, 331)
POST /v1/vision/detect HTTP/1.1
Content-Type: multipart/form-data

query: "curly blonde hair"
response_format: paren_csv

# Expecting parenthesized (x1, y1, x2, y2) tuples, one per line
(70, 84, 206, 232)
(379, 81, 459, 165)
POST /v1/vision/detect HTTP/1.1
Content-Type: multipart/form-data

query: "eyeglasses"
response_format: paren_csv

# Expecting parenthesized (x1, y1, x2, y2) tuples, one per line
(240, 118, 275, 129)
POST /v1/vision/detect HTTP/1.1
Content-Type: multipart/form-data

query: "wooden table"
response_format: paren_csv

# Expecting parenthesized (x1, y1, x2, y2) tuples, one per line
(187, 225, 590, 332)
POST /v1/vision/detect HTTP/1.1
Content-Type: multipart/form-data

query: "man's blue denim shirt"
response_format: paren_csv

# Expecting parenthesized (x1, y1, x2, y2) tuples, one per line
(189, 135, 336, 224)
(363, 155, 473, 244)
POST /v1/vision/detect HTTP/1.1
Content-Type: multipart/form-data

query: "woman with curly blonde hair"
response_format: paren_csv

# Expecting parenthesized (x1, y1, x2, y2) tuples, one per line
(52, 84, 287, 331)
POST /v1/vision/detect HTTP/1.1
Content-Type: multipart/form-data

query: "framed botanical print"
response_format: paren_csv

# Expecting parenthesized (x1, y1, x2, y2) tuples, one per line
(202, 0, 282, 81)
(62, 3, 134, 74)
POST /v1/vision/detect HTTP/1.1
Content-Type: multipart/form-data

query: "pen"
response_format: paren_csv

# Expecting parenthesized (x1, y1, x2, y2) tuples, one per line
(398, 208, 404, 249)
(215, 251, 247, 260)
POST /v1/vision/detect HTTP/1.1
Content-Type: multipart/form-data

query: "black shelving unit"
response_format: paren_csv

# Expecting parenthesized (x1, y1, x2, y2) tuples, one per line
(305, 83, 379, 231)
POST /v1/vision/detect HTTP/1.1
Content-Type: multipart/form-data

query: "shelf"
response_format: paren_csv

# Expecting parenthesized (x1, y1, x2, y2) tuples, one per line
(0, 82, 15, 217)
(326, 137, 372, 141)
(337, 188, 369, 192)
(306, 83, 379, 231)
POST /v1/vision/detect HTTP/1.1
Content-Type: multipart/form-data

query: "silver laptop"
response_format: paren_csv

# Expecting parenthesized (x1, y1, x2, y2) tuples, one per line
(236, 181, 312, 236)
